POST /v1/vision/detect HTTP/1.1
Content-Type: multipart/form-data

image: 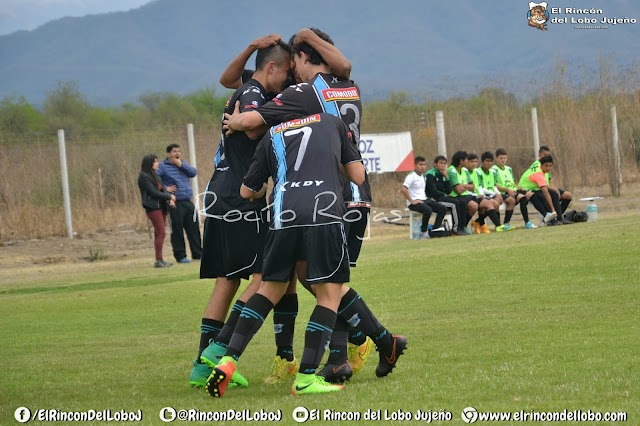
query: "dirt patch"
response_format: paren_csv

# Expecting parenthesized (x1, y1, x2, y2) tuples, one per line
(0, 226, 156, 270)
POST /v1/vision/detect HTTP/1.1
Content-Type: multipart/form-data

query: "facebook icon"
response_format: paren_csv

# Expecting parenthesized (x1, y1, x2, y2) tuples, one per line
(14, 407, 31, 423)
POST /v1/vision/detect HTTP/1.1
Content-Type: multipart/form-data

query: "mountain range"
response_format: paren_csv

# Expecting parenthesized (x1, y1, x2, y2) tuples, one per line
(1, 0, 638, 106)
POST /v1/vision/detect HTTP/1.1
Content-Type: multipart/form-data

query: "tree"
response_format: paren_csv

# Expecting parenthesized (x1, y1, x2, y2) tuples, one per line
(43, 81, 90, 132)
(0, 96, 46, 133)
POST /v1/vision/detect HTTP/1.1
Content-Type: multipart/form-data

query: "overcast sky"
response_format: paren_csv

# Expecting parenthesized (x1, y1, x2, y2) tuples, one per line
(0, 0, 153, 35)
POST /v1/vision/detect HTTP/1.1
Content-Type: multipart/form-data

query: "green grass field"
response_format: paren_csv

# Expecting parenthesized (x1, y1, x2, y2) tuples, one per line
(2, 216, 639, 425)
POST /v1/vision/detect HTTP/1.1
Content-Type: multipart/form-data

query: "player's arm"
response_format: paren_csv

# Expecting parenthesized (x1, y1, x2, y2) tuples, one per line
(225, 101, 268, 139)
(293, 28, 351, 79)
(400, 185, 422, 204)
(344, 161, 365, 186)
(338, 118, 364, 185)
(219, 34, 281, 89)
(241, 136, 271, 200)
(240, 183, 267, 200)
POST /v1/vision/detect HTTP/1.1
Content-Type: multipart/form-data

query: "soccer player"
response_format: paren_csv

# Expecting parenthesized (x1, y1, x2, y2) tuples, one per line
(475, 152, 508, 232)
(425, 155, 468, 236)
(518, 155, 560, 224)
(225, 28, 405, 383)
(214, 31, 359, 385)
(466, 153, 501, 234)
(188, 41, 292, 388)
(447, 150, 478, 233)
(401, 156, 448, 239)
(531, 146, 573, 222)
(492, 148, 534, 229)
(206, 113, 365, 397)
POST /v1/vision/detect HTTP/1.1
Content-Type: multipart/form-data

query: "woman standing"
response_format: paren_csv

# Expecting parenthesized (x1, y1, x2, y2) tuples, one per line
(138, 154, 176, 267)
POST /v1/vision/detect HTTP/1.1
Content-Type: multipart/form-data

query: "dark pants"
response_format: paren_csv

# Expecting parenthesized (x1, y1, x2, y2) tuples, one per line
(530, 190, 562, 216)
(169, 200, 202, 261)
(146, 209, 166, 261)
(408, 200, 446, 232)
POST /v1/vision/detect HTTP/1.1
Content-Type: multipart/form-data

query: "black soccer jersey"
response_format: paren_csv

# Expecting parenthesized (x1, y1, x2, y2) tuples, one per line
(243, 113, 362, 229)
(206, 79, 269, 214)
(255, 72, 372, 205)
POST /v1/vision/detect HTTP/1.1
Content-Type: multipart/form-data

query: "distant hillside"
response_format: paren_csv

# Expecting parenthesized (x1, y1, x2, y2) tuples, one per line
(1, 0, 638, 106)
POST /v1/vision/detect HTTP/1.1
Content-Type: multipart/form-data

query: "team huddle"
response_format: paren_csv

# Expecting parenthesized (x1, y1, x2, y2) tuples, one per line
(402, 146, 574, 239)
(190, 29, 407, 398)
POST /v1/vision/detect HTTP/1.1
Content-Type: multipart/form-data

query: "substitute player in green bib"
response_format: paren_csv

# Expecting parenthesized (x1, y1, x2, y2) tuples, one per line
(492, 148, 535, 230)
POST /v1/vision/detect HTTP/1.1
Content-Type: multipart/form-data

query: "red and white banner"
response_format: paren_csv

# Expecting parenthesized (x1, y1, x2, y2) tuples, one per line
(358, 131, 414, 173)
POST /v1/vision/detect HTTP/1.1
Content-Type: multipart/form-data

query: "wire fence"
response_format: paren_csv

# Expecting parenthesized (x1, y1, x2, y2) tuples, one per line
(1, 104, 639, 240)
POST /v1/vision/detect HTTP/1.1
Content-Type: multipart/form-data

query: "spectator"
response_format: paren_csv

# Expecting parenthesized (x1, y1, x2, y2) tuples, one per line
(400, 156, 447, 239)
(157, 144, 203, 263)
(137, 154, 175, 268)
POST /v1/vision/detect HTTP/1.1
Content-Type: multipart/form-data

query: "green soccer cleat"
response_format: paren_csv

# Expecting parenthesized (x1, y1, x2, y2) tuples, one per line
(264, 356, 299, 384)
(347, 337, 374, 374)
(189, 360, 212, 388)
(200, 342, 226, 367)
(291, 374, 344, 396)
(200, 343, 249, 388)
(205, 357, 236, 398)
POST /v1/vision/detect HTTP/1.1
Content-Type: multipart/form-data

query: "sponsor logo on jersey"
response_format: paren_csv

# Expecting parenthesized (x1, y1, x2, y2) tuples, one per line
(273, 114, 321, 134)
(321, 87, 360, 102)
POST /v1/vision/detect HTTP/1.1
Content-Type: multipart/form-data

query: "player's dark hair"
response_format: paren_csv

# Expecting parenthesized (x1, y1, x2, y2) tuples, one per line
(414, 156, 426, 164)
(166, 143, 180, 153)
(141, 154, 161, 186)
(433, 155, 447, 164)
(467, 153, 478, 161)
(539, 145, 550, 153)
(540, 155, 553, 165)
(451, 151, 468, 167)
(256, 41, 292, 70)
(481, 151, 494, 162)
(495, 148, 507, 157)
(289, 28, 333, 66)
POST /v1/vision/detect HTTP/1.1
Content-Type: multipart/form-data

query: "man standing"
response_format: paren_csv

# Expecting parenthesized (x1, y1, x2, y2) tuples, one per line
(157, 144, 202, 263)
(207, 113, 365, 397)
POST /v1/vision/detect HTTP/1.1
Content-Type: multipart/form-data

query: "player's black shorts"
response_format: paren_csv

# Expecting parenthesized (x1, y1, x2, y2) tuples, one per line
(262, 222, 350, 284)
(459, 194, 480, 205)
(343, 206, 369, 267)
(199, 210, 266, 280)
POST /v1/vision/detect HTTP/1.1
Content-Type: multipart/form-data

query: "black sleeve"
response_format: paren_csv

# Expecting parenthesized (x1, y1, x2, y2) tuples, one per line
(425, 174, 440, 200)
(256, 83, 316, 127)
(138, 173, 171, 201)
(243, 134, 272, 192)
(442, 179, 452, 194)
(238, 84, 267, 112)
(337, 118, 362, 165)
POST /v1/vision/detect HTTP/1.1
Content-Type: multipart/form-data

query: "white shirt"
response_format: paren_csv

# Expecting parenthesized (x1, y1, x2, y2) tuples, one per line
(402, 171, 426, 206)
